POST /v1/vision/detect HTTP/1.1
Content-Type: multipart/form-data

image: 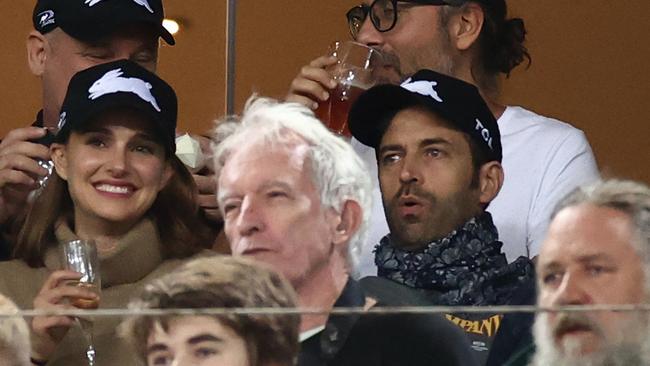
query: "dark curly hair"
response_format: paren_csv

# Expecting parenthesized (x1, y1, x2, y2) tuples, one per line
(441, 0, 531, 93)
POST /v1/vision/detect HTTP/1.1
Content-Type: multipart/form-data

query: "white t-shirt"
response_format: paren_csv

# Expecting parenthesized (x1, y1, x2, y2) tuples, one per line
(352, 106, 600, 277)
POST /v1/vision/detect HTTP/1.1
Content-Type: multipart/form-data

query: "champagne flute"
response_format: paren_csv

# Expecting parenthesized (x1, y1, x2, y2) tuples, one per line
(61, 239, 100, 365)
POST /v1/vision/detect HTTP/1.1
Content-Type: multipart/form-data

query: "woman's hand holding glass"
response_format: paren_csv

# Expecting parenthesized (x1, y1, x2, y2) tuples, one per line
(31, 270, 100, 360)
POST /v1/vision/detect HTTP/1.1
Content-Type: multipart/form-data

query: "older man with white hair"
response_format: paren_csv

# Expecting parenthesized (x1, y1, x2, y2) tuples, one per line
(523, 179, 650, 366)
(213, 97, 477, 366)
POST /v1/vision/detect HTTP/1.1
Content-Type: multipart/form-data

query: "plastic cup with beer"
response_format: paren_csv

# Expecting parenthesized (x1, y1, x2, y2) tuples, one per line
(315, 41, 383, 136)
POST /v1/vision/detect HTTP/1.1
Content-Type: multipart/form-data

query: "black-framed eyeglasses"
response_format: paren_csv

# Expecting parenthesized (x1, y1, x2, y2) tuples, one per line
(346, 0, 451, 39)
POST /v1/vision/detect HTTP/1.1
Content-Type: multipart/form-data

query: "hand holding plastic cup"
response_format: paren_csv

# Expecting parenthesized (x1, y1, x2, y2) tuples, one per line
(315, 41, 383, 136)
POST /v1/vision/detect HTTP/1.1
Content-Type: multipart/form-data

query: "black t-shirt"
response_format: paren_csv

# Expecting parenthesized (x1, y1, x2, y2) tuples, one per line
(445, 312, 503, 366)
(298, 279, 478, 366)
(360, 275, 536, 366)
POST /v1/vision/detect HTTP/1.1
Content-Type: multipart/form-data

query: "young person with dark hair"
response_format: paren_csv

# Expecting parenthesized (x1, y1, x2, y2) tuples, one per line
(121, 256, 300, 366)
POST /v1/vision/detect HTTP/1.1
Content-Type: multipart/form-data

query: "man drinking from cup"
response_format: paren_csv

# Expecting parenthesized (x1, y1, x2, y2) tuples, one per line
(286, 0, 600, 278)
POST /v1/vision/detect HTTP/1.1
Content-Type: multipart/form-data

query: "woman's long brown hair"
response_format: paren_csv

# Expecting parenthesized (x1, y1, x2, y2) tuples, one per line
(14, 155, 212, 268)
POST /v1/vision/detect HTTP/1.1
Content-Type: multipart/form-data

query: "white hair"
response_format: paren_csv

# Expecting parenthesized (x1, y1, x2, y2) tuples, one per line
(212, 97, 372, 272)
(531, 179, 650, 366)
(552, 179, 650, 290)
(0, 294, 30, 366)
(531, 312, 650, 366)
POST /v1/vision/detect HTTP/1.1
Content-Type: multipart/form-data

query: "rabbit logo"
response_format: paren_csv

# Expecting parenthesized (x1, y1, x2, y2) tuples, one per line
(401, 78, 443, 103)
(88, 68, 161, 112)
(84, 0, 154, 14)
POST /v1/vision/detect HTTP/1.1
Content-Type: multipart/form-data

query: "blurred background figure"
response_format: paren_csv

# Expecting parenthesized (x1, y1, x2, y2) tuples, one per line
(526, 179, 650, 366)
(122, 255, 300, 366)
(0, 293, 30, 366)
(214, 97, 477, 366)
(0, 60, 210, 365)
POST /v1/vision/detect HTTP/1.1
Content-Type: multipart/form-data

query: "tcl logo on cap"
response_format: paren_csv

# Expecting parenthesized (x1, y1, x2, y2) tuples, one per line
(474, 119, 493, 149)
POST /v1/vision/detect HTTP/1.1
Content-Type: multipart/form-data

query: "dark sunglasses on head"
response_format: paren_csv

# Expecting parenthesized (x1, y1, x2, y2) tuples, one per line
(346, 0, 457, 39)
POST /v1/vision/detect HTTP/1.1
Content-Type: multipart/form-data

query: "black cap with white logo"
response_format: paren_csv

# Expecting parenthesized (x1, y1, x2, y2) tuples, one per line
(56, 59, 177, 153)
(348, 69, 502, 162)
(33, 0, 175, 45)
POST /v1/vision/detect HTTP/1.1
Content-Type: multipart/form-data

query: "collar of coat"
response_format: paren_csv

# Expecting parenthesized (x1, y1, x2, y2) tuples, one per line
(44, 217, 164, 287)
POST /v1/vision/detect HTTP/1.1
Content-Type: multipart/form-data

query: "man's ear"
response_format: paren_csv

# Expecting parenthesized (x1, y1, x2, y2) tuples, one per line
(50, 143, 69, 181)
(447, 3, 484, 51)
(477, 161, 504, 206)
(330, 200, 363, 248)
(27, 30, 48, 77)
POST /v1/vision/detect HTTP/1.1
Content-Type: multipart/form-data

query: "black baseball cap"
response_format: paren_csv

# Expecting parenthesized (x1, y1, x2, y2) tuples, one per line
(33, 0, 175, 45)
(56, 59, 177, 154)
(348, 69, 502, 162)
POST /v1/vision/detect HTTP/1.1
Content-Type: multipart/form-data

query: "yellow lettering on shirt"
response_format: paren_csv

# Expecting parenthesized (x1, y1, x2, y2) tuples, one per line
(445, 314, 503, 337)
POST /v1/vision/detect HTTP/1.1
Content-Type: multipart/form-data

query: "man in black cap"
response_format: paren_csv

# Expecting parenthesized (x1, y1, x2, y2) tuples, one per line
(287, 0, 600, 277)
(0, 0, 219, 259)
(349, 69, 535, 366)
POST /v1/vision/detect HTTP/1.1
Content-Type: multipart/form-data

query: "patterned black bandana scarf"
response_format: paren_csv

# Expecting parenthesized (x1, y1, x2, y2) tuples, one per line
(375, 212, 534, 306)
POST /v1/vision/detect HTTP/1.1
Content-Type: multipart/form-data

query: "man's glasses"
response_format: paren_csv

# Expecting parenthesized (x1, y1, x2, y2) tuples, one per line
(346, 0, 451, 39)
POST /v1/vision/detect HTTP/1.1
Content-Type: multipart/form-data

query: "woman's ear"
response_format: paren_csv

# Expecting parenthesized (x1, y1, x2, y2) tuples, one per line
(477, 161, 504, 206)
(27, 30, 48, 77)
(50, 143, 68, 181)
(330, 200, 363, 247)
(448, 3, 485, 52)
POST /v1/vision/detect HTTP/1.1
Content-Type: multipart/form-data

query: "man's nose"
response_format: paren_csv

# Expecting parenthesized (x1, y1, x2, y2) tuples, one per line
(356, 16, 384, 47)
(553, 273, 592, 306)
(236, 196, 265, 237)
(399, 157, 422, 185)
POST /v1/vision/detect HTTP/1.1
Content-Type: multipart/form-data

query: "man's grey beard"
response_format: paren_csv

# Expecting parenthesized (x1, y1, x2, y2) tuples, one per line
(376, 31, 457, 85)
(530, 312, 650, 366)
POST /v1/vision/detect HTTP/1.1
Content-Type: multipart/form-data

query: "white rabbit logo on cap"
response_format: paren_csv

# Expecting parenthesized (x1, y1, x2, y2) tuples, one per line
(401, 78, 443, 103)
(88, 68, 161, 112)
(84, 0, 154, 13)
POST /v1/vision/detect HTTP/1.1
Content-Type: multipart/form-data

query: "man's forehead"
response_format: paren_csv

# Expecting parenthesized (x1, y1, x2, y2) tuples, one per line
(379, 107, 464, 146)
(230, 138, 308, 163)
(221, 140, 311, 186)
(56, 22, 159, 47)
(539, 204, 638, 265)
(88, 25, 159, 46)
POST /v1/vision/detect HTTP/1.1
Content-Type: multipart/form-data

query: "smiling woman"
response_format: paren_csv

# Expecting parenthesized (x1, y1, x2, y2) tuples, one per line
(0, 60, 212, 366)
